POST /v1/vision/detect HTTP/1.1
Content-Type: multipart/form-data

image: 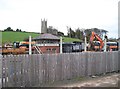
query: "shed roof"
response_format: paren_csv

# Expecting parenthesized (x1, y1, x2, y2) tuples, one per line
(33, 33, 60, 40)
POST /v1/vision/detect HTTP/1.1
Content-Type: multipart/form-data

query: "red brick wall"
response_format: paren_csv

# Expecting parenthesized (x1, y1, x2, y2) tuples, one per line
(38, 46, 60, 54)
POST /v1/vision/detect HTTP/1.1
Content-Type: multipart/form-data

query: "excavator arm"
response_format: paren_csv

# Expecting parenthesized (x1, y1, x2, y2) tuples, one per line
(90, 32, 104, 51)
(90, 32, 95, 42)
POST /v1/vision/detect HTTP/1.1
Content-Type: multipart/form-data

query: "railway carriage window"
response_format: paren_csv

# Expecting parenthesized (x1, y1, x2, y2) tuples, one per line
(94, 42, 100, 46)
(106, 42, 118, 51)
(13, 42, 19, 48)
(38, 41, 41, 44)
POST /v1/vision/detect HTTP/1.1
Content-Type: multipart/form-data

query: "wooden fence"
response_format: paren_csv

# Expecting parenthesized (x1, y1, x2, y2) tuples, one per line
(2, 51, 120, 87)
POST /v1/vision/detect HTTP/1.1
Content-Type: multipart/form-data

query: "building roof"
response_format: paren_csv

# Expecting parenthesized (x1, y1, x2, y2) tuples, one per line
(33, 33, 60, 40)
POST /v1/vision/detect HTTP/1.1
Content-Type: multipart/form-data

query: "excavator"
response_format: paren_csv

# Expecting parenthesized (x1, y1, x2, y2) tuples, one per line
(89, 32, 104, 51)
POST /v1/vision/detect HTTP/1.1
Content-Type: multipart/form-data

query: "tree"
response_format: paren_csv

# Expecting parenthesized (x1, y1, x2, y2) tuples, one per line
(75, 29, 80, 39)
(16, 29, 22, 32)
(84, 28, 108, 42)
(67, 27, 75, 38)
(4, 27, 13, 31)
(58, 31, 64, 36)
(16, 29, 19, 32)
(75, 28, 84, 40)
(47, 26, 58, 35)
(70, 29, 75, 38)
(67, 27, 108, 42)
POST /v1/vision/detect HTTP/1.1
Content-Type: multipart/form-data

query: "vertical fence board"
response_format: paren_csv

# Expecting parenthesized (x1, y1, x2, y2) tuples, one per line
(61, 54, 64, 80)
(80, 53, 85, 77)
(90, 53, 93, 75)
(43, 54, 46, 84)
(0, 54, 2, 88)
(13, 55, 17, 87)
(78, 53, 82, 77)
(70, 53, 72, 79)
(38, 54, 42, 85)
(99, 52, 103, 74)
(53, 54, 56, 82)
(109, 52, 113, 72)
(118, 51, 120, 71)
(6, 56, 10, 87)
(63, 53, 67, 80)
(114, 52, 117, 71)
(87, 52, 91, 76)
(56, 54, 62, 81)
(41, 54, 44, 84)
(36, 54, 39, 85)
(4, 56, 8, 87)
(115, 51, 118, 71)
(2, 56, 5, 87)
(75, 53, 80, 77)
(15, 55, 20, 87)
(96, 52, 100, 75)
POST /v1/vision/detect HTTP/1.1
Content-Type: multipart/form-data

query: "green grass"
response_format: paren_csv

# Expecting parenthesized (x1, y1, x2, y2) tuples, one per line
(2, 31, 81, 44)
(2, 31, 40, 44)
(62, 37, 81, 42)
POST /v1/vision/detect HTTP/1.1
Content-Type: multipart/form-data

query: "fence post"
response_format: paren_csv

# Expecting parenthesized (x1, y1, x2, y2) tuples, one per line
(85, 52, 88, 76)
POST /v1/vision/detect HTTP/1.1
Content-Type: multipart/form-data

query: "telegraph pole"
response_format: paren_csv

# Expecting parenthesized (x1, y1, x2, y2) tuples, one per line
(60, 37, 63, 53)
(29, 35, 32, 55)
(104, 35, 107, 52)
(84, 34, 87, 52)
(82, 29, 87, 52)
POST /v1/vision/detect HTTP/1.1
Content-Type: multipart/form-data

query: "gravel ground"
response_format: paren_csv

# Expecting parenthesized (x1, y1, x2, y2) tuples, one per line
(40, 72, 120, 87)
(63, 74, 119, 87)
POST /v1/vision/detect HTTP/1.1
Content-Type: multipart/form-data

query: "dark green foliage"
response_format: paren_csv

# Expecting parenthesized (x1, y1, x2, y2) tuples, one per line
(67, 27, 108, 42)
(67, 28, 76, 38)
(4, 27, 14, 31)
(58, 31, 64, 36)
(16, 29, 22, 32)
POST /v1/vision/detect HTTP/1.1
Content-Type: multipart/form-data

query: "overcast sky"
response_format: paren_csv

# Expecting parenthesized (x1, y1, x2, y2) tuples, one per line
(0, 0, 119, 38)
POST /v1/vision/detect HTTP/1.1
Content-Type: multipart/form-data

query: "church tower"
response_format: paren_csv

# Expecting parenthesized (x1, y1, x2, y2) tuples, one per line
(41, 19, 47, 34)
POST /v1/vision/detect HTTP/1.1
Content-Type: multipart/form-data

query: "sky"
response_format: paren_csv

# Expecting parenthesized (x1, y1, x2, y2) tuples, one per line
(0, 0, 119, 38)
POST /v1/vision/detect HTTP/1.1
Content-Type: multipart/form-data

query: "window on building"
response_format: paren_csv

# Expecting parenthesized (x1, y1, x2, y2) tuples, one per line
(52, 48, 56, 53)
(46, 48, 51, 53)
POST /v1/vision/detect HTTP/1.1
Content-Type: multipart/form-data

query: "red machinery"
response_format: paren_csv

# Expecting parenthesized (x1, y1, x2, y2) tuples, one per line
(89, 32, 104, 51)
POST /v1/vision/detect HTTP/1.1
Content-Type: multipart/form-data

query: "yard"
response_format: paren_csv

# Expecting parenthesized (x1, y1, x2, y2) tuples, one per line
(34, 72, 120, 87)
